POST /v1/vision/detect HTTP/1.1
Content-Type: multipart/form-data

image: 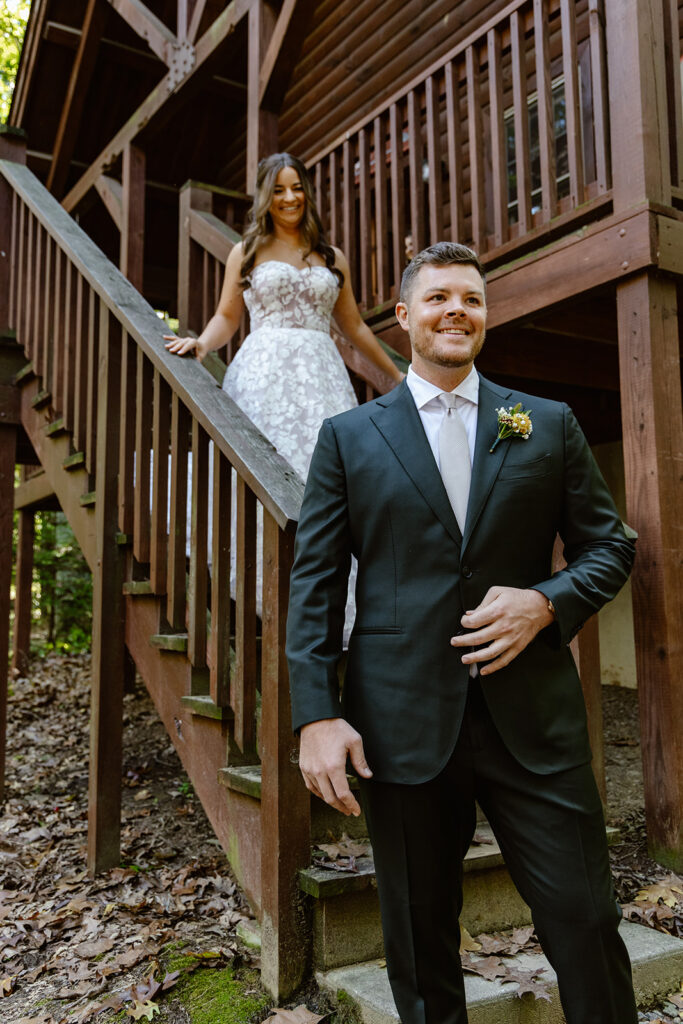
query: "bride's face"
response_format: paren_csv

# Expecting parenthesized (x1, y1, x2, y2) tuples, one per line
(269, 166, 306, 231)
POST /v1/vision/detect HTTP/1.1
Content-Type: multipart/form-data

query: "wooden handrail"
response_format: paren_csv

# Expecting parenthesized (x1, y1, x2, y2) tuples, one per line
(0, 159, 303, 530)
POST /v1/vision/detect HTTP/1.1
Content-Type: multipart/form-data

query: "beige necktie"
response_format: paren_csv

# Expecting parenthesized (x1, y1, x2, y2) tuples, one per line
(438, 393, 471, 532)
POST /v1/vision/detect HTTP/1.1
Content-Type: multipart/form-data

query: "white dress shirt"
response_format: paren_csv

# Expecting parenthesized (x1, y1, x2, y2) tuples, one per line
(405, 364, 480, 467)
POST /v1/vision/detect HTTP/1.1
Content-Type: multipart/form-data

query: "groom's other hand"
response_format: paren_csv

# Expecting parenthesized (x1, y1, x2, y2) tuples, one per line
(450, 586, 554, 676)
(299, 718, 373, 816)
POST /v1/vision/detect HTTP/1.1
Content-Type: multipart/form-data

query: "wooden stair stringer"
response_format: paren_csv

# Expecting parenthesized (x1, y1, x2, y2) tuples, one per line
(18, 376, 97, 569)
(124, 591, 263, 913)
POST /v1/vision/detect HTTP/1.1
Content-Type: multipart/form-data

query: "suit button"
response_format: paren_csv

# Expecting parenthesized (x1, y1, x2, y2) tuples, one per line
(462, 565, 473, 578)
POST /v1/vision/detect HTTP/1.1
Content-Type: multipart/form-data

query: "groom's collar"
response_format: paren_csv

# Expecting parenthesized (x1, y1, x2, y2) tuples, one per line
(406, 364, 479, 411)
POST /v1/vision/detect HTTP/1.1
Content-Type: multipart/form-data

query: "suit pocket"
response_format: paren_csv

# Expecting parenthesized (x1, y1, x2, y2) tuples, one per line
(498, 453, 552, 481)
(352, 626, 404, 635)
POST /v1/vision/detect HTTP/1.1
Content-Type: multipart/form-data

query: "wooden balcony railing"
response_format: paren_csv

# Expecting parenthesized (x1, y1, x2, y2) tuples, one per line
(304, 0, 615, 312)
(0, 156, 310, 997)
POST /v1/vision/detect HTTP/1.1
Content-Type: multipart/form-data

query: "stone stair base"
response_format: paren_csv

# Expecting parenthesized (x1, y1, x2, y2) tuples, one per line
(318, 922, 683, 1024)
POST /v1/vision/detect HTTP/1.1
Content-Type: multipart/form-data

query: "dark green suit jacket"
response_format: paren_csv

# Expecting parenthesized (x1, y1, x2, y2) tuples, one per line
(286, 374, 634, 783)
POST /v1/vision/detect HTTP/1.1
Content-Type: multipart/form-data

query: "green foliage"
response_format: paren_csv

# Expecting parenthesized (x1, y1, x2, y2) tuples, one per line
(12, 508, 92, 657)
(0, 1, 30, 123)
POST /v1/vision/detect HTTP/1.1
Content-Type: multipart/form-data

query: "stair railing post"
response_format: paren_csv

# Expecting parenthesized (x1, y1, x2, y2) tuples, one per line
(260, 511, 311, 998)
(0, 128, 27, 339)
(0, 130, 25, 798)
(11, 508, 34, 678)
(178, 182, 212, 336)
(88, 301, 126, 873)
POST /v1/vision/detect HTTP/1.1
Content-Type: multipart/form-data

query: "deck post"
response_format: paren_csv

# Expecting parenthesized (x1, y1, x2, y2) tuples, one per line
(121, 143, 145, 292)
(246, 0, 279, 192)
(177, 182, 212, 335)
(0, 128, 27, 338)
(11, 509, 34, 677)
(616, 271, 683, 869)
(260, 512, 310, 998)
(0, 425, 17, 797)
(607, 0, 682, 866)
(88, 302, 126, 873)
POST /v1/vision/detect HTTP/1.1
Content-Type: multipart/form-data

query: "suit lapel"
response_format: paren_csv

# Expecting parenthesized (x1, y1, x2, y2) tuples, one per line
(462, 375, 513, 549)
(370, 381, 462, 546)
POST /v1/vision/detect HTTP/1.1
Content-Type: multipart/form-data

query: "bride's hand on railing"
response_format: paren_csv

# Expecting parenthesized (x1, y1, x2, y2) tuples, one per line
(164, 334, 208, 360)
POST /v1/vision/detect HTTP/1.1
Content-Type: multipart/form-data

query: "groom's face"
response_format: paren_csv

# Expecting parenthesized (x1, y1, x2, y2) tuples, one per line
(395, 263, 487, 382)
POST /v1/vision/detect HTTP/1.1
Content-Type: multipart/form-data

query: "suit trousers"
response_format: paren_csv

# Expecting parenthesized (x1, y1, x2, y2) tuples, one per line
(359, 679, 637, 1024)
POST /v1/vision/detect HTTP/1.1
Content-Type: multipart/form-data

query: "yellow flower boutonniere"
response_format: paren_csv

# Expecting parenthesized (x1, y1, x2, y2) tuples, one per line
(490, 403, 533, 453)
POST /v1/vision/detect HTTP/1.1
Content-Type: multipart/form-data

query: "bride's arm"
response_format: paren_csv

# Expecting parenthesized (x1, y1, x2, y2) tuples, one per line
(331, 248, 404, 385)
(165, 243, 246, 361)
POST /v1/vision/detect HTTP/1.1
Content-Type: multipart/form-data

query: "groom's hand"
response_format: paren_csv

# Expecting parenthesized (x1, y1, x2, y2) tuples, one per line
(299, 718, 373, 816)
(450, 586, 554, 676)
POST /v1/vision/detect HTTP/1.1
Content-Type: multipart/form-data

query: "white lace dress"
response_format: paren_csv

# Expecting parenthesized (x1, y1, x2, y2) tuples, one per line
(223, 261, 358, 478)
(222, 260, 359, 639)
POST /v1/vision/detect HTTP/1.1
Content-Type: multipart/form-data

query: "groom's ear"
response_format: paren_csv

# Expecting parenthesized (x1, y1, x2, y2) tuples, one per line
(395, 301, 410, 333)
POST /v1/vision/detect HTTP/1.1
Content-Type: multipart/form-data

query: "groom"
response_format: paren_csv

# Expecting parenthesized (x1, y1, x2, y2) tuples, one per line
(286, 242, 638, 1024)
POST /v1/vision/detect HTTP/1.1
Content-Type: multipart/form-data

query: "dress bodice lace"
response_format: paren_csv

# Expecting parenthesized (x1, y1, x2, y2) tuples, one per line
(243, 261, 338, 334)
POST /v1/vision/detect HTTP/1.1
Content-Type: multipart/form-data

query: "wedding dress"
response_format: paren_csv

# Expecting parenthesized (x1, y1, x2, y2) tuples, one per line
(223, 260, 358, 478)
(222, 260, 359, 639)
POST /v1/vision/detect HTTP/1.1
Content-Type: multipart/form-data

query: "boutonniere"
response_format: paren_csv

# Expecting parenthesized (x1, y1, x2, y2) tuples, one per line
(490, 403, 533, 453)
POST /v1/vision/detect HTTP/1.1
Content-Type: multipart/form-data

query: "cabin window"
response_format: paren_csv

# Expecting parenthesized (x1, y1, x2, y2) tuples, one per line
(504, 75, 571, 223)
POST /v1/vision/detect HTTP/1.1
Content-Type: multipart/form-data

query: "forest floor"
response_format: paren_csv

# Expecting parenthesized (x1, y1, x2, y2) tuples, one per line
(0, 654, 681, 1024)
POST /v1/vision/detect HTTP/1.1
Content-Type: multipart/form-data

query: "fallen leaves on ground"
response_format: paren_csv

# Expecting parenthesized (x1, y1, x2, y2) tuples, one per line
(263, 1005, 326, 1024)
(0, 654, 258, 1023)
(621, 872, 683, 938)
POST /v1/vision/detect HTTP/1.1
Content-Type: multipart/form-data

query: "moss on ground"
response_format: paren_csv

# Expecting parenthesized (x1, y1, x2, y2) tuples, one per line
(170, 963, 270, 1024)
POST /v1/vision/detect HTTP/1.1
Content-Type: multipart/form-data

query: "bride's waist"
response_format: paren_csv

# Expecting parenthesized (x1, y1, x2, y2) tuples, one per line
(248, 321, 330, 334)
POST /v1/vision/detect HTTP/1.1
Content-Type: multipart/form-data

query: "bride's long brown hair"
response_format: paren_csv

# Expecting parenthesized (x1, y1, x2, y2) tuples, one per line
(239, 153, 343, 289)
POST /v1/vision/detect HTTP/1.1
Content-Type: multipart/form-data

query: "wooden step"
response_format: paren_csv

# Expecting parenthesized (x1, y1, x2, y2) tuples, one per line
(31, 389, 51, 409)
(122, 580, 154, 595)
(63, 451, 85, 470)
(13, 361, 35, 384)
(149, 632, 188, 652)
(180, 694, 233, 721)
(45, 417, 66, 437)
(79, 490, 96, 507)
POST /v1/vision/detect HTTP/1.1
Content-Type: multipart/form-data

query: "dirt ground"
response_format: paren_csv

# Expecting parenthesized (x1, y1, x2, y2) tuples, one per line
(0, 656, 681, 1023)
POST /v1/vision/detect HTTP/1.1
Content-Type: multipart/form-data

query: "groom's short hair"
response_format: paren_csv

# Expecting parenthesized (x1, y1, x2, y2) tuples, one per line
(400, 242, 486, 303)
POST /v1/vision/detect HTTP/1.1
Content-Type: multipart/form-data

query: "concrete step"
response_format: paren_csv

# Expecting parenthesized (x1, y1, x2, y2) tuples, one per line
(300, 824, 621, 972)
(301, 823, 533, 971)
(318, 922, 683, 1024)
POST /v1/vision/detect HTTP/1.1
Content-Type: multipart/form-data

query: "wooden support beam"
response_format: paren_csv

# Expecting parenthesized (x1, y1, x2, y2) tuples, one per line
(47, 0, 108, 199)
(63, 0, 250, 213)
(121, 144, 145, 291)
(88, 305, 126, 873)
(258, 0, 315, 110)
(94, 175, 123, 230)
(11, 510, 34, 677)
(0, 425, 17, 797)
(617, 271, 683, 870)
(260, 511, 310, 998)
(106, 0, 178, 64)
(14, 471, 58, 511)
(605, 0, 672, 208)
(486, 207, 657, 330)
(187, 0, 209, 43)
(247, 0, 279, 192)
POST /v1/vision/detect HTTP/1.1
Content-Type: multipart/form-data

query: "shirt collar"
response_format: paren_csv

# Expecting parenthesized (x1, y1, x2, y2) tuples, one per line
(406, 364, 480, 410)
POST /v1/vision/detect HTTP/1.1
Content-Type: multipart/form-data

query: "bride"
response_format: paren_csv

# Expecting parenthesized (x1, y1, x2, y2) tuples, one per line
(165, 152, 403, 481)
(165, 153, 403, 638)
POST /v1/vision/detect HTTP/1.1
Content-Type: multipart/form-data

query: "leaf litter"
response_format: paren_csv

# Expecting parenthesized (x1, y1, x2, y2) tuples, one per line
(1, 656, 679, 1023)
(0, 654, 257, 1023)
